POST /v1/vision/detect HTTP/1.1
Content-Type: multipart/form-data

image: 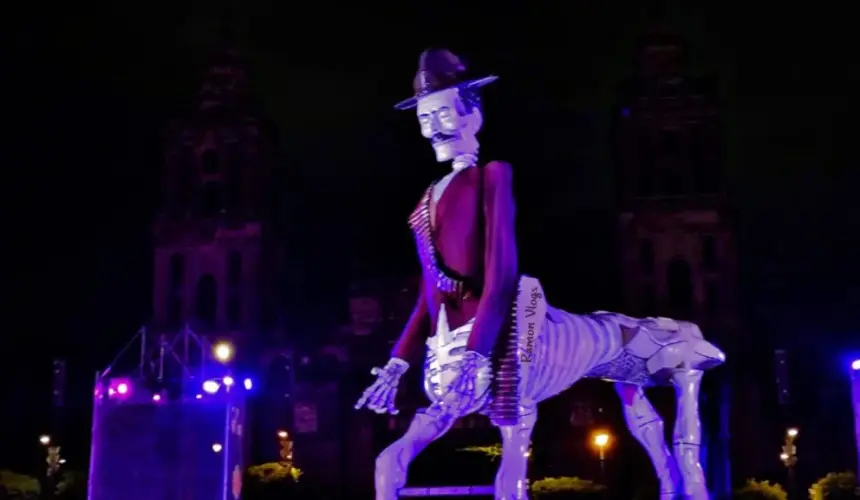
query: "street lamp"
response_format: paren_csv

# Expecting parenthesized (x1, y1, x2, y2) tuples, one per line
(591, 431, 611, 483)
(781, 428, 799, 498)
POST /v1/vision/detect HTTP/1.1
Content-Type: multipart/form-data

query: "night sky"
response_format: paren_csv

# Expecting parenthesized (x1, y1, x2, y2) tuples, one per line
(3, 1, 858, 470)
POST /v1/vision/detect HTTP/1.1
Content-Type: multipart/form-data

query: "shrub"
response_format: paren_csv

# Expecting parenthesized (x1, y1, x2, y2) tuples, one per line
(243, 462, 303, 499)
(458, 443, 534, 461)
(0, 470, 40, 499)
(808, 471, 858, 500)
(734, 479, 788, 500)
(531, 476, 606, 499)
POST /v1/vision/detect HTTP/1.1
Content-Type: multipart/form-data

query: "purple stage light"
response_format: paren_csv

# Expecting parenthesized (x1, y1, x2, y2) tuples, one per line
(117, 383, 129, 395)
(223, 376, 234, 387)
(243, 378, 253, 390)
(851, 359, 860, 371)
(152, 394, 161, 402)
(202, 380, 220, 394)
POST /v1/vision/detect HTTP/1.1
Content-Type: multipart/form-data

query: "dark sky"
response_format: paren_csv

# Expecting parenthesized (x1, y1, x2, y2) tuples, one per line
(2, 1, 858, 469)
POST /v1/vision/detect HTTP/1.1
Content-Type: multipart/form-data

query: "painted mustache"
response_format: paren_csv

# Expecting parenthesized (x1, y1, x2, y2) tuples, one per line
(431, 132, 462, 145)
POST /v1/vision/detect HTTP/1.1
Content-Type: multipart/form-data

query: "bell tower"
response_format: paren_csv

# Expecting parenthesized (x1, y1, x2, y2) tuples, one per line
(614, 24, 765, 491)
(152, 47, 280, 355)
(615, 25, 736, 336)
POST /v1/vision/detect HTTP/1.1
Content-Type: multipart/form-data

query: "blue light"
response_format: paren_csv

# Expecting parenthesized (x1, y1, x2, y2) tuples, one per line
(243, 378, 253, 390)
(851, 359, 860, 371)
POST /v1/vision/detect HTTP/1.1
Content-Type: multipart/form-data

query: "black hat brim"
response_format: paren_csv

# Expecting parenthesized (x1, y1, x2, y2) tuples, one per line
(394, 75, 498, 111)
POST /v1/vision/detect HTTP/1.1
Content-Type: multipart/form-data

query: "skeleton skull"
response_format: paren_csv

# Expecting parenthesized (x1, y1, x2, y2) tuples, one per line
(416, 88, 483, 163)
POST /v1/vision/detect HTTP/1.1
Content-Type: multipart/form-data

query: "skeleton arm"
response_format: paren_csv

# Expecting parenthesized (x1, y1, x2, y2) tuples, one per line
(355, 280, 430, 414)
(392, 279, 430, 361)
(466, 161, 519, 356)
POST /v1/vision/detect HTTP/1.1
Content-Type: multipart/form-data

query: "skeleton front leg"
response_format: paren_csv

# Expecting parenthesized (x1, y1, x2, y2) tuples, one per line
(671, 369, 709, 500)
(494, 407, 537, 500)
(615, 383, 680, 499)
(375, 404, 456, 500)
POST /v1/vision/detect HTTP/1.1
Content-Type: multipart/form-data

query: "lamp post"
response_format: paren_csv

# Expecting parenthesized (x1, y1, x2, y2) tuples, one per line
(592, 431, 611, 485)
(781, 428, 799, 498)
(851, 359, 860, 480)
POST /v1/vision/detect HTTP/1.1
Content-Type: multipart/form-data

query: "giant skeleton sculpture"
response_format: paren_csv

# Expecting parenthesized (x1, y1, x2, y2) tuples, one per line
(355, 48, 726, 500)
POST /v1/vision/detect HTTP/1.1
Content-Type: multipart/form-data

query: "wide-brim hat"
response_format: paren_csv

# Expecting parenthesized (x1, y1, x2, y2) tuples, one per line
(394, 48, 498, 111)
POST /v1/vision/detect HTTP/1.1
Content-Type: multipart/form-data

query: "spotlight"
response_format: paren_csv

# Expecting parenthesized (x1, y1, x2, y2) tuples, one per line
(852, 359, 860, 371)
(243, 378, 253, 390)
(116, 383, 129, 395)
(39, 435, 51, 446)
(202, 380, 220, 395)
(212, 443, 223, 453)
(223, 376, 234, 387)
(152, 394, 162, 402)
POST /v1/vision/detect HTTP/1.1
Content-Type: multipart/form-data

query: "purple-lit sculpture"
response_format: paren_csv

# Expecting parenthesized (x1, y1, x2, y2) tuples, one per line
(355, 48, 726, 500)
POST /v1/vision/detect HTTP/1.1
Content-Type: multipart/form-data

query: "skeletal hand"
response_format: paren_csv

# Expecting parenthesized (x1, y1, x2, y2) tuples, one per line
(354, 358, 409, 414)
(440, 350, 491, 416)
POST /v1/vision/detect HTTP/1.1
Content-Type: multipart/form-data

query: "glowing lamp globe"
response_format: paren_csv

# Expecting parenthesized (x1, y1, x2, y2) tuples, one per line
(213, 342, 234, 363)
(593, 432, 610, 448)
(851, 359, 860, 371)
(202, 380, 220, 395)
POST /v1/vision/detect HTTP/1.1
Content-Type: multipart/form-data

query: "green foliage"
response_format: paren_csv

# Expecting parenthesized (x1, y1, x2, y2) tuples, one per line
(458, 443, 533, 462)
(808, 471, 858, 500)
(246, 462, 303, 483)
(55, 470, 87, 498)
(0, 470, 40, 499)
(531, 476, 606, 499)
(244, 462, 304, 499)
(734, 479, 788, 500)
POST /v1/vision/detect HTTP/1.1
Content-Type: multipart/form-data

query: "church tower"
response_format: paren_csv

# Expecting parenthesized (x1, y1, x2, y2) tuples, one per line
(615, 26, 735, 330)
(614, 25, 763, 490)
(151, 47, 281, 357)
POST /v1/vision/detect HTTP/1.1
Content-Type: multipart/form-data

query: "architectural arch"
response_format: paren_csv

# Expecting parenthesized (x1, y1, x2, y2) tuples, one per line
(666, 256, 693, 318)
(195, 274, 218, 327)
(169, 253, 185, 289)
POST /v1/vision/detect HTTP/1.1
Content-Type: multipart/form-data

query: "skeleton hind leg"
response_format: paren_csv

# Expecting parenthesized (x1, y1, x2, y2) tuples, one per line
(494, 407, 537, 500)
(615, 382, 681, 499)
(374, 404, 457, 500)
(671, 368, 709, 500)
